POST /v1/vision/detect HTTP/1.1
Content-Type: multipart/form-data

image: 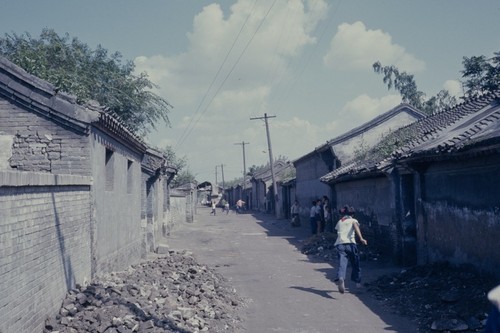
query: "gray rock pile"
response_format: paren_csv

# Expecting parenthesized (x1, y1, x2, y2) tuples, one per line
(44, 250, 245, 333)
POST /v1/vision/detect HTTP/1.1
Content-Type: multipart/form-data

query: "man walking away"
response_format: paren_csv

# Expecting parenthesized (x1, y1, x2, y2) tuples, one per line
(334, 206, 367, 294)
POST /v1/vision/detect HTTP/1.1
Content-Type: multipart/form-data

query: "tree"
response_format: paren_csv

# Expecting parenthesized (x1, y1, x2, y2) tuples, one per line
(160, 145, 187, 171)
(158, 145, 197, 188)
(373, 61, 457, 114)
(461, 52, 500, 98)
(171, 170, 197, 188)
(0, 29, 172, 136)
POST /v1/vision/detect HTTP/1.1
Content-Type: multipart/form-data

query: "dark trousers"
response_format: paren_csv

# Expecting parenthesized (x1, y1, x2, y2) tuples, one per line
(310, 217, 318, 235)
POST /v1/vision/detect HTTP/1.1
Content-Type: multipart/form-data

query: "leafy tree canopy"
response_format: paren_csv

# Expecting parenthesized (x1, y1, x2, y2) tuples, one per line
(171, 170, 197, 188)
(373, 61, 457, 115)
(0, 28, 172, 137)
(158, 145, 197, 188)
(160, 145, 187, 171)
(461, 52, 500, 98)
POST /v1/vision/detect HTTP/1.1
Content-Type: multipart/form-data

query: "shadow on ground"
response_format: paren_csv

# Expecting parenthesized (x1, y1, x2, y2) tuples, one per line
(247, 211, 417, 331)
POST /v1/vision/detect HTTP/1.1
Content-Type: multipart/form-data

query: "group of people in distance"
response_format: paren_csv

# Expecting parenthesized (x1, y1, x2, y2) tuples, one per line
(209, 198, 246, 216)
(292, 198, 368, 294)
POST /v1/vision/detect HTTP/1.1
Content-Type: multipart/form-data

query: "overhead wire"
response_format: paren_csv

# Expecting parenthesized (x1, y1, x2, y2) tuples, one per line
(176, 0, 279, 150)
(174, 0, 259, 149)
(265, 0, 344, 149)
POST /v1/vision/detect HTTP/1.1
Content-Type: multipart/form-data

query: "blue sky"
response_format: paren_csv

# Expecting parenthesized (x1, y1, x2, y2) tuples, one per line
(2, 0, 500, 182)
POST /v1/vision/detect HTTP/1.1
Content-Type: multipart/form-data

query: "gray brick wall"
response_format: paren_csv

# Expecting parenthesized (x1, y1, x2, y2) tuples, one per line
(0, 172, 92, 333)
(0, 99, 91, 175)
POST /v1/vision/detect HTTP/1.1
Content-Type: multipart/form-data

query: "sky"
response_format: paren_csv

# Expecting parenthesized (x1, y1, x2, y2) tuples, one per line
(2, 0, 500, 183)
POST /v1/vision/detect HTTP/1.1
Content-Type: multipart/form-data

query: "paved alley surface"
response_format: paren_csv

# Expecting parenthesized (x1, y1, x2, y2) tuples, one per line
(167, 206, 417, 333)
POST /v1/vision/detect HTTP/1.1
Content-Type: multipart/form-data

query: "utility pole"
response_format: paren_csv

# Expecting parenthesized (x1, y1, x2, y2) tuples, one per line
(215, 165, 218, 187)
(220, 164, 225, 192)
(250, 113, 278, 218)
(234, 141, 249, 200)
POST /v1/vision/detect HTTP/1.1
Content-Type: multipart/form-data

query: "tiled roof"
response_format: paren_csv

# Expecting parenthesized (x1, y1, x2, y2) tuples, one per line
(394, 91, 500, 159)
(252, 160, 294, 182)
(293, 103, 425, 163)
(0, 56, 148, 153)
(321, 90, 500, 183)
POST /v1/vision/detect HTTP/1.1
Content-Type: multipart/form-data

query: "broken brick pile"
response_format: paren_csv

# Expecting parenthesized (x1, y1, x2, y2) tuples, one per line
(44, 250, 245, 333)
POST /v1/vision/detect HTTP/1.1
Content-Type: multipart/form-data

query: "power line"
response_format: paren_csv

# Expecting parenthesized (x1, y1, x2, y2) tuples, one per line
(174, 0, 258, 149)
(176, 0, 278, 149)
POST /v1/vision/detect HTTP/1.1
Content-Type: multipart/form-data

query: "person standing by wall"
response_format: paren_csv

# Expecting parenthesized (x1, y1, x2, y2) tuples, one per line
(315, 199, 322, 234)
(291, 200, 300, 227)
(210, 201, 216, 216)
(309, 200, 319, 235)
(334, 206, 367, 294)
(322, 196, 331, 233)
(317, 197, 325, 233)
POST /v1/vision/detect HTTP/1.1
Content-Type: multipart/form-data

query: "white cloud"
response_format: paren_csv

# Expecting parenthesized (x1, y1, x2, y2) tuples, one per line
(443, 79, 463, 98)
(323, 21, 425, 72)
(136, 0, 328, 181)
(339, 94, 402, 127)
(135, 0, 327, 110)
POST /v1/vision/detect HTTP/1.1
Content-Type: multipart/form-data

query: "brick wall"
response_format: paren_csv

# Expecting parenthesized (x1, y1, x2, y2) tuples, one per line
(0, 171, 92, 333)
(0, 99, 91, 175)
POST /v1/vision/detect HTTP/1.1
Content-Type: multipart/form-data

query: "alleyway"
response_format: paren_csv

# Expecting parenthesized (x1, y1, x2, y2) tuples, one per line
(167, 206, 418, 333)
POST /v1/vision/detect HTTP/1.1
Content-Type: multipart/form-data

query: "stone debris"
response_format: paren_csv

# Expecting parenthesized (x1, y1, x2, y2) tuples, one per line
(367, 263, 496, 332)
(44, 250, 245, 333)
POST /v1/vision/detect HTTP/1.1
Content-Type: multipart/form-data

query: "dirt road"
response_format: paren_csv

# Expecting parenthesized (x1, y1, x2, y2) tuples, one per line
(167, 206, 417, 333)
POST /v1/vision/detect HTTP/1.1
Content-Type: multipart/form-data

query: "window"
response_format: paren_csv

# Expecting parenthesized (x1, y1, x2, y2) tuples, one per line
(127, 159, 133, 194)
(105, 148, 114, 191)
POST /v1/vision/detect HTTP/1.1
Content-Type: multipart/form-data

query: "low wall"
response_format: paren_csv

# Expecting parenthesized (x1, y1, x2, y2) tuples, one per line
(170, 195, 187, 231)
(0, 171, 92, 333)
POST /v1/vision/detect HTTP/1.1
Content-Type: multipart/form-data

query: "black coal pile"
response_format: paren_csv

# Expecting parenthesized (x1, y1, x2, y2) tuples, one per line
(366, 262, 497, 332)
(44, 250, 245, 333)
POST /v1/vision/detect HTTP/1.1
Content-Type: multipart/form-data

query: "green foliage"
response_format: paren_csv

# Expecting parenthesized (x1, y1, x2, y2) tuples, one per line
(160, 145, 187, 171)
(461, 52, 500, 98)
(0, 29, 171, 137)
(158, 145, 197, 188)
(171, 169, 196, 188)
(373, 61, 457, 114)
(353, 127, 417, 163)
(248, 164, 266, 176)
(280, 165, 296, 180)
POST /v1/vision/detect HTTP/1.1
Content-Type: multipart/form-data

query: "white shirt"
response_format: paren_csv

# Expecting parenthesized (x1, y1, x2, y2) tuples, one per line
(310, 205, 317, 218)
(334, 216, 359, 245)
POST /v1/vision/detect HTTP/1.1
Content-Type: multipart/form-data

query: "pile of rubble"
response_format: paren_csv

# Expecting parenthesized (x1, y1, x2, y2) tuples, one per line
(44, 250, 245, 333)
(301, 234, 497, 332)
(367, 262, 497, 332)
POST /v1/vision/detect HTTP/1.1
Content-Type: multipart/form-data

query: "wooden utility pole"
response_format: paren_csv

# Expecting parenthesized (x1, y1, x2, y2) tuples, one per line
(215, 165, 218, 186)
(250, 113, 278, 218)
(220, 164, 225, 192)
(235, 141, 249, 200)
